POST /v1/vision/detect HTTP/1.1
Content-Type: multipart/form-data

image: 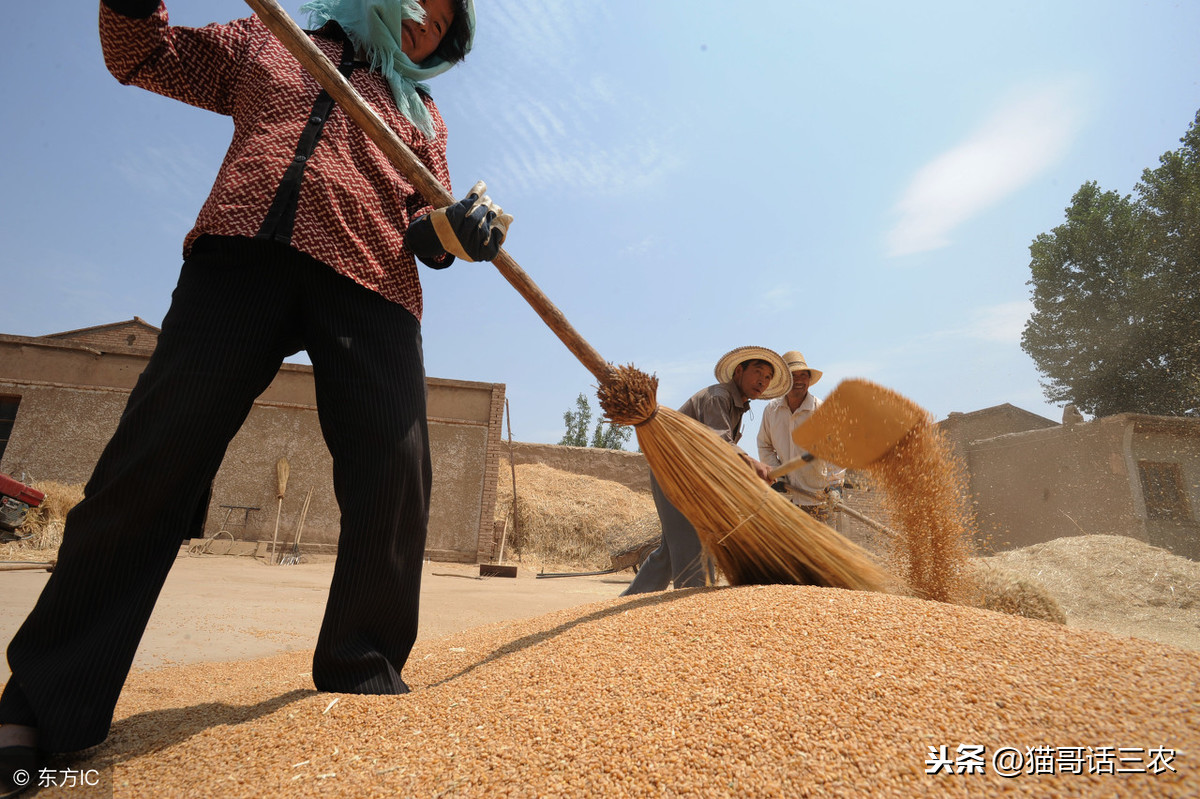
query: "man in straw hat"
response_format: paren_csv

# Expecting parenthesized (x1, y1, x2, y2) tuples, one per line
(757, 351, 846, 524)
(622, 346, 791, 595)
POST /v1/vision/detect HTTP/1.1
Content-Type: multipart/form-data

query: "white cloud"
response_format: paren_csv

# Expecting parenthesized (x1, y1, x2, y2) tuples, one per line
(447, 2, 680, 197)
(908, 300, 1032, 347)
(885, 81, 1084, 258)
(760, 285, 794, 314)
(965, 300, 1032, 344)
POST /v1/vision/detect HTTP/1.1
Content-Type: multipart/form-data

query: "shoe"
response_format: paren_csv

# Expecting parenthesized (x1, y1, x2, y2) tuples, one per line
(0, 745, 38, 799)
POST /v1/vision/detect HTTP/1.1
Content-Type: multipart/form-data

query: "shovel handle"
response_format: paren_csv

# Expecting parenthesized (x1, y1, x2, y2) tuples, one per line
(779, 484, 897, 539)
(767, 453, 814, 480)
(243, 0, 613, 382)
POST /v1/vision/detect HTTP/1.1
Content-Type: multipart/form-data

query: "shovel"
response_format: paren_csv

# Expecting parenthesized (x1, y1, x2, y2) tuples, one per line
(788, 379, 928, 470)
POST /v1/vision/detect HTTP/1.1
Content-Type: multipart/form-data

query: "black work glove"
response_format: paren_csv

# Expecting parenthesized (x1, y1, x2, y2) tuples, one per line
(406, 180, 512, 268)
(405, 214, 456, 269)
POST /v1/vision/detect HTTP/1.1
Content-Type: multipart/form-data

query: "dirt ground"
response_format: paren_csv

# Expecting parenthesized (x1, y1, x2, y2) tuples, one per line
(0, 551, 628, 683)
(4, 532, 1198, 687)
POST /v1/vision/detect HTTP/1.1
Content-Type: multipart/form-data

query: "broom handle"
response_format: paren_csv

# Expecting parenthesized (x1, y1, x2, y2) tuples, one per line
(244, 0, 613, 382)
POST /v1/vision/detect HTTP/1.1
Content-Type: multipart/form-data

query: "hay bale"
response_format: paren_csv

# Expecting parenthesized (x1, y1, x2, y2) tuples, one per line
(0, 481, 82, 558)
(965, 560, 1067, 624)
(495, 461, 655, 570)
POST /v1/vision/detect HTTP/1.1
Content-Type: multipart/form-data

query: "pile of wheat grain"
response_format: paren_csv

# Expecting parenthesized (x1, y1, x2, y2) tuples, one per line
(32, 584, 1199, 798)
(966, 560, 1066, 624)
(494, 461, 656, 570)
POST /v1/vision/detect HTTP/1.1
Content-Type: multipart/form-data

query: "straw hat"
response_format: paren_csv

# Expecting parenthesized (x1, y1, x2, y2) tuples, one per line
(714, 346, 791, 400)
(781, 351, 823, 386)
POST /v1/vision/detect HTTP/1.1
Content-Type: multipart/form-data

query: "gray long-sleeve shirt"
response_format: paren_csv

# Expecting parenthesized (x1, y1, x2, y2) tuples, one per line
(678, 381, 750, 446)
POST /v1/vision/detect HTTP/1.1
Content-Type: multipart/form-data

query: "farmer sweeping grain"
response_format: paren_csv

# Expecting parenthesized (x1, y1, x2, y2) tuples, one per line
(237, 1, 897, 596)
(0, 1, 507, 792)
(621, 347, 791, 595)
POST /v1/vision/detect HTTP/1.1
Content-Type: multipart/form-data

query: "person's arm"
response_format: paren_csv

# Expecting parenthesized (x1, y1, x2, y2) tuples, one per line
(756, 406, 782, 470)
(689, 391, 738, 444)
(690, 390, 773, 482)
(100, 2, 260, 117)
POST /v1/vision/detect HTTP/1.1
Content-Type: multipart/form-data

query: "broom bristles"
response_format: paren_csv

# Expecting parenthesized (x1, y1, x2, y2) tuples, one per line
(597, 365, 896, 592)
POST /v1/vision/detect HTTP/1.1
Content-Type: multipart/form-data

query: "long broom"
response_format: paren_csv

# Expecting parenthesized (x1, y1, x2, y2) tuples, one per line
(244, 0, 896, 592)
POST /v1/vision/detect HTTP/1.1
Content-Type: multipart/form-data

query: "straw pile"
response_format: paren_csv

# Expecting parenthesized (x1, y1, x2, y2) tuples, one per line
(966, 560, 1066, 624)
(29, 584, 1199, 798)
(494, 462, 657, 570)
(0, 480, 81, 557)
(985, 534, 1200, 651)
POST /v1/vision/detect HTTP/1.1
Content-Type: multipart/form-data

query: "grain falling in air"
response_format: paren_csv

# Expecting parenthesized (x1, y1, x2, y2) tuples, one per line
(868, 422, 975, 603)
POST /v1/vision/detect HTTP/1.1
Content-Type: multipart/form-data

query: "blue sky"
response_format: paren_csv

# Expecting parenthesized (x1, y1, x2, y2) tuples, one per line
(2, 2, 1198, 445)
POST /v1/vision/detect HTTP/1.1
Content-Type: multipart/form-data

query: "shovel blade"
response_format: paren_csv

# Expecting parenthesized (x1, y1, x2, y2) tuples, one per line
(791, 378, 927, 469)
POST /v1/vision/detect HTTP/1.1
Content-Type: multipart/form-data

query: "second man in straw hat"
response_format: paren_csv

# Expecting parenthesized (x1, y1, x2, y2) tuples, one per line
(622, 346, 791, 595)
(756, 351, 847, 523)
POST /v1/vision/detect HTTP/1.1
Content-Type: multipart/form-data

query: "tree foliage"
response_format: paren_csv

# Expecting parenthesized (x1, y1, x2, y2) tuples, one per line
(559, 392, 633, 450)
(559, 393, 592, 447)
(1022, 109, 1200, 417)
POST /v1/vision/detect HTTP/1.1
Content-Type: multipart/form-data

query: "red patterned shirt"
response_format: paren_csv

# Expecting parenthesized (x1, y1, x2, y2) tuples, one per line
(99, 3, 453, 320)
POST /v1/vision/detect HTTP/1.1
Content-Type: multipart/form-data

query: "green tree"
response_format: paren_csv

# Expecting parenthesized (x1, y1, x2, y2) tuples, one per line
(1022, 110, 1200, 417)
(559, 393, 592, 447)
(559, 392, 633, 450)
(590, 415, 633, 450)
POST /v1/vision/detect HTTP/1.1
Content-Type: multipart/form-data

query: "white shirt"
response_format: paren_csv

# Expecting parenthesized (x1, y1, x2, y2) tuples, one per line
(756, 393, 846, 506)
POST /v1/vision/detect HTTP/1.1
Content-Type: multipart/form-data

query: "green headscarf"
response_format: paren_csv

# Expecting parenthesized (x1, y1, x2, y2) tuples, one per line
(300, 0, 475, 139)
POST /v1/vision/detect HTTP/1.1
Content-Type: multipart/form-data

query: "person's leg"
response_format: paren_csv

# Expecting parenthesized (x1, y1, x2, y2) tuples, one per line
(621, 473, 711, 595)
(653, 475, 711, 589)
(301, 265, 430, 694)
(0, 237, 300, 752)
(620, 533, 672, 596)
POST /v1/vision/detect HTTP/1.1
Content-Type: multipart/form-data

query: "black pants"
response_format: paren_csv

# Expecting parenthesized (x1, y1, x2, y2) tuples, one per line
(0, 236, 432, 752)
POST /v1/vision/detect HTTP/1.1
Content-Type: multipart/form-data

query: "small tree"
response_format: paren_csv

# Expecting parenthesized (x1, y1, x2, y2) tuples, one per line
(560, 392, 633, 450)
(591, 415, 633, 450)
(559, 393, 592, 447)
